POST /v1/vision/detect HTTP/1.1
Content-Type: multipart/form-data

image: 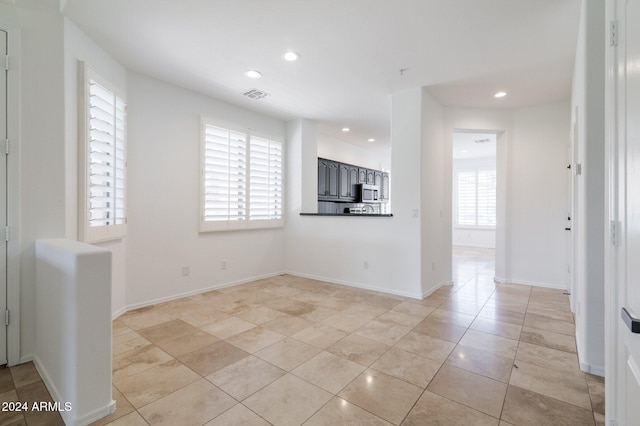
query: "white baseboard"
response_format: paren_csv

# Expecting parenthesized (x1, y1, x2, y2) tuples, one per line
(284, 270, 424, 299)
(111, 306, 127, 321)
(579, 360, 605, 377)
(113, 270, 443, 318)
(113, 271, 286, 319)
(422, 281, 453, 299)
(493, 276, 567, 291)
(32, 355, 116, 426)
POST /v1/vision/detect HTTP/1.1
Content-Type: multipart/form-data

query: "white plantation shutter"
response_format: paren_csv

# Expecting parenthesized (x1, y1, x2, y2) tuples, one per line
(79, 63, 127, 242)
(456, 171, 476, 226)
(88, 80, 126, 227)
(203, 125, 247, 224)
(455, 169, 496, 228)
(249, 135, 282, 221)
(477, 170, 496, 226)
(201, 118, 283, 232)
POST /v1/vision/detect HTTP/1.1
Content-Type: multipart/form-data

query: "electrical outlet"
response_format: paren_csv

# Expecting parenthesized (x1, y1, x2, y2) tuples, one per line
(182, 266, 190, 277)
(364, 260, 369, 270)
(221, 260, 227, 270)
(431, 262, 435, 271)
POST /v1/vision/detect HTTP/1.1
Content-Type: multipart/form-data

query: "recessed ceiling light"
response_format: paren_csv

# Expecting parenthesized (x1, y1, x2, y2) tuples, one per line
(283, 51, 300, 61)
(494, 91, 507, 98)
(244, 70, 262, 79)
(342, 127, 350, 132)
(368, 138, 376, 142)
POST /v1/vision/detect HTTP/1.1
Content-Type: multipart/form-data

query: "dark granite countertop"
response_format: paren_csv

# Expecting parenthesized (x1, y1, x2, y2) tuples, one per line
(299, 213, 393, 217)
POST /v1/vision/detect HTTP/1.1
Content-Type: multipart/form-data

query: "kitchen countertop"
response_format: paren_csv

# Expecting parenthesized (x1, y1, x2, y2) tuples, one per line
(299, 213, 393, 217)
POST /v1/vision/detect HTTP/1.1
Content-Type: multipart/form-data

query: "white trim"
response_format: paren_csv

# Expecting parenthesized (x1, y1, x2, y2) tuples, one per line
(604, 1, 620, 424)
(33, 355, 115, 426)
(112, 271, 286, 319)
(493, 276, 568, 291)
(284, 270, 424, 299)
(422, 281, 454, 299)
(112, 271, 429, 320)
(578, 357, 606, 377)
(78, 61, 127, 243)
(0, 19, 21, 367)
(200, 116, 284, 232)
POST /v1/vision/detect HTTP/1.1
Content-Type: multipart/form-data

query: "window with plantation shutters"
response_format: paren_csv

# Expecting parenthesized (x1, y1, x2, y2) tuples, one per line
(202, 125, 247, 224)
(455, 169, 496, 228)
(79, 63, 127, 242)
(249, 136, 282, 221)
(200, 118, 283, 232)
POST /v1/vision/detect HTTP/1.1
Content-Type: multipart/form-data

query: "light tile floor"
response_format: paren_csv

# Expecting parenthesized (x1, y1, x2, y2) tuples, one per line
(0, 361, 65, 425)
(90, 246, 604, 425)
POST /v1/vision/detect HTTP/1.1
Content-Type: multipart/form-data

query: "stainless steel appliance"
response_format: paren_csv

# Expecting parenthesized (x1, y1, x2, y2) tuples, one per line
(358, 184, 380, 203)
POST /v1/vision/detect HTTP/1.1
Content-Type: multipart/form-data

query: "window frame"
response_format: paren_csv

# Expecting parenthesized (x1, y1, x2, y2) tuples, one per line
(454, 168, 496, 230)
(78, 62, 127, 243)
(199, 117, 284, 232)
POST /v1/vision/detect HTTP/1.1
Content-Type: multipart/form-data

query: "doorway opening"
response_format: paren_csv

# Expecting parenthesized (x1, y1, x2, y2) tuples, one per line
(451, 130, 497, 285)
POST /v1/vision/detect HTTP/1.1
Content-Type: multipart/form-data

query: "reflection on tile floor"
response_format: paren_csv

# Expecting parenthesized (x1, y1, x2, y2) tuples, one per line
(89, 246, 604, 425)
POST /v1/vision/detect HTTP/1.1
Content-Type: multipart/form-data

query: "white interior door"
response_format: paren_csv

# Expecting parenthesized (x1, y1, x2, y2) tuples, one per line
(0, 29, 7, 365)
(611, 0, 640, 423)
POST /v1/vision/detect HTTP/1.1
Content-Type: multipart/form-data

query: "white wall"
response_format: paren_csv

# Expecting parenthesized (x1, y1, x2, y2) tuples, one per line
(445, 103, 569, 289)
(509, 102, 570, 288)
(571, 0, 605, 375)
(420, 89, 451, 295)
(452, 156, 497, 249)
(318, 134, 391, 172)
(284, 89, 424, 298)
(63, 18, 128, 317)
(445, 108, 513, 282)
(125, 72, 287, 307)
(2, 1, 67, 362)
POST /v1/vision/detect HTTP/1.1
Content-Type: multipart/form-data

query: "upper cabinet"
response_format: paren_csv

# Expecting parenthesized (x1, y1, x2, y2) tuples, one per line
(339, 163, 359, 201)
(366, 169, 375, 185)
(319, 158, 389, 203)
(318, 159, 339, 200)
(374, 170, 383, 188)
(358, 167, 375, 185)
(381, 172, 390, 200)
(358, 168, 367, 184)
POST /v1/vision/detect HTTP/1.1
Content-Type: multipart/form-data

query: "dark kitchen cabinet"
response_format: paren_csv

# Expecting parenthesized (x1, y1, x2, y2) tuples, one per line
(381, 172, 390, 200)
(318, 159, 339, 200)
(319, 158, 390, 204)
(366, 169, 375, 185)
(374, 170, 383, 188)
(358, 168, 375, 185)
(358, 168, 367, 184)
(339, 163, 358, 201)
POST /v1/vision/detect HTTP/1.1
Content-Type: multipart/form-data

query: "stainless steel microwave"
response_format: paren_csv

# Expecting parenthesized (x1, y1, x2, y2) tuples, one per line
(358, 184, 380, 203)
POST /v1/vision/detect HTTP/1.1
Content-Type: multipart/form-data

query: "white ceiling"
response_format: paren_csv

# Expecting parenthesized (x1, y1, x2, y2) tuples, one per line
(452, 131, 497, 160)
(60, 0, 582, 149)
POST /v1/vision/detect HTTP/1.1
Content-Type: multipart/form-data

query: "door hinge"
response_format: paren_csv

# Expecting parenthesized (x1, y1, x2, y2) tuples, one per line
(610, 220, 618, 246)
(3, 55, 8, 71)
(4, 226, 9, 242)
(4, 139, 9, 155)
(573, 163, 582, 176)
(5, 310, 9, 326)
(610, 20, 618, 46)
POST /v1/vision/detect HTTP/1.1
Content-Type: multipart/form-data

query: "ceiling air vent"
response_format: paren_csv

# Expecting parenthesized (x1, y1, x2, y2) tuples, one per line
(474, 138, 491, 144)
(243, 89, 269, 100)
